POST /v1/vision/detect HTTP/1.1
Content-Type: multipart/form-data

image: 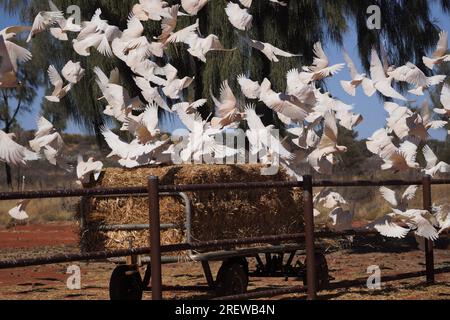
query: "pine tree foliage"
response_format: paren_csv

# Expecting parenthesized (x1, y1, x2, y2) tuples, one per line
(1, 0, 449, 136)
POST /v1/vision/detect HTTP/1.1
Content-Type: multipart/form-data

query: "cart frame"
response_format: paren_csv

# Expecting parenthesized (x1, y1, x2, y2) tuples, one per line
(80, 190, 310, 297)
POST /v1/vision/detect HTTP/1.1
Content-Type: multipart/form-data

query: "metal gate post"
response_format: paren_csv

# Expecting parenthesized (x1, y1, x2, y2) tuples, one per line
(422, 175, 435, 284)
(149, 176, 163, 300)
(303, 175, 317, 300)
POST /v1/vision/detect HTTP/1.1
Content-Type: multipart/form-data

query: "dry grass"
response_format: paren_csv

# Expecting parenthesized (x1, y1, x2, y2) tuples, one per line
(0, 134, 107, 228)
(313, 171, 450, 226)
(0, 166, 79, 227)
(0, 197, 77, 227)
(355, 184, 450, 221)
(80, 164, 304, 252)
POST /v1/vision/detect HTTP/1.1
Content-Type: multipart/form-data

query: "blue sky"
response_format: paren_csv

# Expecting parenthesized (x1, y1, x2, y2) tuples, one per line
(1, 3, 449, 140)
(325, 4, 450, 140)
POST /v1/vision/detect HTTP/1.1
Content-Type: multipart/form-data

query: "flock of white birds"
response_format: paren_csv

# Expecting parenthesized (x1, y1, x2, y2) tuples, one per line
(313, 185, 450, 241)
(0, 0, 450, 240)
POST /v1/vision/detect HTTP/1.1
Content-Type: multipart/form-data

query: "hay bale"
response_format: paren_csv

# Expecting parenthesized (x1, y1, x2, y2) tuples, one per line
(79, 164, 304, 253)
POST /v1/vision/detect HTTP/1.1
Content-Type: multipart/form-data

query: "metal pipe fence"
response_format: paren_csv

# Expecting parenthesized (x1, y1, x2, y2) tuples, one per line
(0, 176, 449, 300)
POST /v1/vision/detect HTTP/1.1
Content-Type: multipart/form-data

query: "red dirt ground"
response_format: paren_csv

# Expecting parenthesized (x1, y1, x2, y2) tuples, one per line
(1, 222, 450, 300)
(0, 223, 78, 249)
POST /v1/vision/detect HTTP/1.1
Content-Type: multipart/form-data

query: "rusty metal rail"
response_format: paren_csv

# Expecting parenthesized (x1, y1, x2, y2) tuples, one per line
(0, 186, 148, 201)
(313, 179, 450, 188)
(303, 175, 317, 300)
(0, 181, 302, 201)
(0, 229, 381, 270)
(423, 175, 435, 284)
(0, 233, 307, 270)
(2, 178, 450, 201)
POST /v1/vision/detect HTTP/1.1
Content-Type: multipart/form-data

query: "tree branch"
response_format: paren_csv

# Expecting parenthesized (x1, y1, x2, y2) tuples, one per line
(2, 87, 24, 129)
(8, 97, 23, 128)
(1, 91, 9, 127)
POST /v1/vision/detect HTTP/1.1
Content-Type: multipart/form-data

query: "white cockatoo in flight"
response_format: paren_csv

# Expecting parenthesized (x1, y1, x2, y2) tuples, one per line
(303, 42, 344, 82)
(241, 34, 300, 63)
(379, 185, 418, 211)
(8, 200, 31, 220)
(73, 9, 122, 57)
(45, 65, 73, 103)
(0, 130, 39, 166)
(434, 84, 450, 117)
(370, 48, 407, 101)
(61, 60, 85, 84)
(423, 31, 450, 70)
(239, 0, 287, 7)
(340, 50, 376, 97)
(132, 0, 172, 22)
(0, 32, 32, 88)
(48, 0, 82, 41)
(388, 62, 446, 96)
(29, 117, 66, 167)
(181, 0, 209, 16)
(225, 2, 253, 31)
(76, 156, 104, 185)
(27, 3, 64, 42)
